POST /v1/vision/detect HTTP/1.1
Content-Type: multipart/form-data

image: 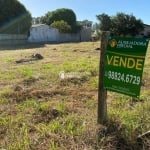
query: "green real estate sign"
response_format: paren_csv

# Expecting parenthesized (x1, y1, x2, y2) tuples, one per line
(104, 37, 149, 97)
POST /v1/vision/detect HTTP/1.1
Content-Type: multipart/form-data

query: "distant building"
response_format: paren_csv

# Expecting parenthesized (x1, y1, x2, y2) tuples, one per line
(28, 24, 59, 43)
(139, 24, 150, 38)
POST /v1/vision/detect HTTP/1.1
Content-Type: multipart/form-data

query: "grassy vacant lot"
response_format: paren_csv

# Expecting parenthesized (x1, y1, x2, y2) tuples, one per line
(0, 42, 149, 150)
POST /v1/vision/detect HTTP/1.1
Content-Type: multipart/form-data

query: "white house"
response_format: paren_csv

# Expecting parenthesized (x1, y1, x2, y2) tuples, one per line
(28, 24, 59, 43)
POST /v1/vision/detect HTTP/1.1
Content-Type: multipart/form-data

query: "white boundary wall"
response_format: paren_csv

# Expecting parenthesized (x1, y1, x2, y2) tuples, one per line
(28, 24, 91, 43)
(0, 34, 27, 45)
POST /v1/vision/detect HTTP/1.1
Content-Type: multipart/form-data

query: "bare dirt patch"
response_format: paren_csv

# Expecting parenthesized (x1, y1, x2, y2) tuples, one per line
(2, 88, 68, 102)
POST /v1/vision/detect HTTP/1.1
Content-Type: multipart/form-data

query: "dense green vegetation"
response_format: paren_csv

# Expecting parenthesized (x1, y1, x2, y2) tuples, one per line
(96, 13, 144, 36)
(51, 20, 72, 33)
(0, 0, 32, 34)
(40, 8, 82, 33)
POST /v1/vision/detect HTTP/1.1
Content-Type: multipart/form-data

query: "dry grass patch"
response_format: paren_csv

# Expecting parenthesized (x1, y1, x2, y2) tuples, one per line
(0, 41, 149, 150)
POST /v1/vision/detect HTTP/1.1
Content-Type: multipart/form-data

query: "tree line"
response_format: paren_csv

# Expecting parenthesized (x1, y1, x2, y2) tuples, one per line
(96, 13, 144, 36)
(33, 8, 93, 33)
(0, 0, 145, 37)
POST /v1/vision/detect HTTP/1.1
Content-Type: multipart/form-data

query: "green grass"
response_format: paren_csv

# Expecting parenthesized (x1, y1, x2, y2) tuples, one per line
(0, 41, 149, 150)
(20, 66, 34, 78)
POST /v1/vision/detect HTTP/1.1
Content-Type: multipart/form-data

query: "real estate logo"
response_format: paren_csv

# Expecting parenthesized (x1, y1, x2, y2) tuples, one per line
(109, 39, 117, 48)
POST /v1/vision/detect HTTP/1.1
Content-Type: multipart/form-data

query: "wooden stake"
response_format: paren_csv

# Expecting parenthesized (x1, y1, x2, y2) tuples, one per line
(98, 31, 110, 124)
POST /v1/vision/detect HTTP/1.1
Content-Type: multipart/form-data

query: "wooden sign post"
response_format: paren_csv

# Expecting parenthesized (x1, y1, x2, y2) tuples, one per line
(98, 31, 110, 124)
(98, 32, 149, 124)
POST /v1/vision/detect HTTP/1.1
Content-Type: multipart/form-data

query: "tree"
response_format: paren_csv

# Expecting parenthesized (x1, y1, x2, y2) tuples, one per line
(51, 20, 71, 33)
(41, 8, 81, 33)
(41, 8, 76, 26)
(96, 13, 112, 31)
(0, 0, 32, 34)
(96, 12, 144, 36)
(111, 13, 144, 36)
